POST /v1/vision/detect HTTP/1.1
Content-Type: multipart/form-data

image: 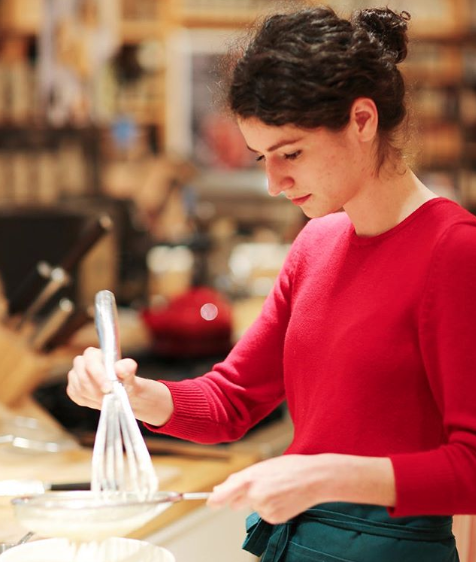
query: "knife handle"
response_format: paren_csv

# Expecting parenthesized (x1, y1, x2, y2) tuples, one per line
(60, 215, 113, 274)
(49, 482, 91, 491)
(7, 215, 112, 319)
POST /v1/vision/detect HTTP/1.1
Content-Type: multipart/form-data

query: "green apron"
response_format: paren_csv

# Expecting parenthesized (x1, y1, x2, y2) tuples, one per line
(242, 502, 459, 562)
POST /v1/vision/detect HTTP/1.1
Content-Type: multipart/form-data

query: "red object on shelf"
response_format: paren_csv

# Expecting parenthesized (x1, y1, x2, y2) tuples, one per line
(141, 286, 233, 357)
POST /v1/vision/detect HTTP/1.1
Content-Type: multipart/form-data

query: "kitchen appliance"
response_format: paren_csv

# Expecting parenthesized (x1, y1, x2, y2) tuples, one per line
(92, 290, 157, 494)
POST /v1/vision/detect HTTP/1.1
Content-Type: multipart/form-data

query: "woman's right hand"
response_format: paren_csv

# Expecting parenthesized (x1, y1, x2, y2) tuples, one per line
(67, 346, 174, 426)
(67, 347, 137, 410)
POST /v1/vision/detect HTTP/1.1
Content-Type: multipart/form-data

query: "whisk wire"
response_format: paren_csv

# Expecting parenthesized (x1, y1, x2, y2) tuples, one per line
(91, 290, 158, 496)
(91, 407, 107, 492)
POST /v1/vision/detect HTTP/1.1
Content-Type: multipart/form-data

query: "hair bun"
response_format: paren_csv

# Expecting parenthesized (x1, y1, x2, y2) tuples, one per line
(354, 8, 410, 63)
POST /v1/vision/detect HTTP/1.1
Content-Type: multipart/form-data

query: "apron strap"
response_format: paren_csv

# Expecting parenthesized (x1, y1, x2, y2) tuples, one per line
(242, 512, 293, 559)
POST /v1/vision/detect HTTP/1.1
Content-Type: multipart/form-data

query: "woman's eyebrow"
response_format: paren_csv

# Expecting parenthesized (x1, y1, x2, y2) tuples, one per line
(247, 137, 304, 153)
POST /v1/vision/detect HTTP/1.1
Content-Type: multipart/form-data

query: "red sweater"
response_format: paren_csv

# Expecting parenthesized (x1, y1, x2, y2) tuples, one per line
(147, 198, 476, 517)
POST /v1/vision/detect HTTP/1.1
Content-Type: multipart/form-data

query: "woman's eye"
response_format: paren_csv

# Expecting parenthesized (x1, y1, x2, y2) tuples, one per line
(255, 155, 265, 162)
(284, 151, 301, 161)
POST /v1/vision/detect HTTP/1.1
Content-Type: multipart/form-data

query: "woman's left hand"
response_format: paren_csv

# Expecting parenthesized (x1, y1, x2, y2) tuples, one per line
(207, 454, 337, 524)
(207, 453, 396, 524)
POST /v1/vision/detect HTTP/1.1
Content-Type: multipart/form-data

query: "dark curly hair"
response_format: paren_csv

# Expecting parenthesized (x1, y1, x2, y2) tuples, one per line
(226, 5, 411, 169)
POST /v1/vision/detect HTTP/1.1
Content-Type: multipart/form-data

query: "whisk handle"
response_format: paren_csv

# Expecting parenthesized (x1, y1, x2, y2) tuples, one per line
(95, 290, 122, 382)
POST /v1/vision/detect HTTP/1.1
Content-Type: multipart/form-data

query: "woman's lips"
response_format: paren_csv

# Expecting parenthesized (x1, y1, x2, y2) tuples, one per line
(290, 194, 311, 206)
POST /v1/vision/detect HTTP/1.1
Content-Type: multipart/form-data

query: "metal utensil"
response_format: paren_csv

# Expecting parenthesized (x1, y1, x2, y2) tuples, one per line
(92, 290, 158, 494)
(29, 298, 75, 351)
(0, 531, 34, 554)
(0, 480, 90, 496)
(11, 490, 210, 541)
(7, 261, 52, 317)
(42, 305, 93, 351)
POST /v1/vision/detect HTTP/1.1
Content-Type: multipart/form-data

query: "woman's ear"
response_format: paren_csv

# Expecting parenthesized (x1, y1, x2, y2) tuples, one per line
(349, 97, 378, 143)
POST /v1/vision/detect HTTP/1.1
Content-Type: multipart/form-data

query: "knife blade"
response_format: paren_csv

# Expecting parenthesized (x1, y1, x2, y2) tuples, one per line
(7, 260, 52, 317)
(16, 267, 70, 331)
(0, 480, 90, 496)
(29, 298, 75, 351)
(42, 305, 93, 351)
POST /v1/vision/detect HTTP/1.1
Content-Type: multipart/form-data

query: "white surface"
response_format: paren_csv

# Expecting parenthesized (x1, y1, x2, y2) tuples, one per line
(148, 505, 258, 562)
(0, 537, 175, 562)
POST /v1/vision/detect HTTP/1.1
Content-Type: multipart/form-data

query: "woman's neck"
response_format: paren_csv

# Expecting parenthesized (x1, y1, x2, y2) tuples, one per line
(344, 166, 438, 237)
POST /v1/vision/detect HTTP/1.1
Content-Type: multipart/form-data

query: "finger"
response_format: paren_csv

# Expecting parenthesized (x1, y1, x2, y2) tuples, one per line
(208, 475, 250, 507)
(115, 358, 137, 383)
(66, 366, 102, 408)
(82, 347, 111, 392)
(208, 487, 250, 510)
(66, 368, 84, 405)
(228, 491, 252, 511)
(71, 350, 109, 395)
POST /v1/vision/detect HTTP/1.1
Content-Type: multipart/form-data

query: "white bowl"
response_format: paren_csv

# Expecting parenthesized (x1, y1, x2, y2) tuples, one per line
(11, 491, 174, 541)
(0, 537, 175, 562)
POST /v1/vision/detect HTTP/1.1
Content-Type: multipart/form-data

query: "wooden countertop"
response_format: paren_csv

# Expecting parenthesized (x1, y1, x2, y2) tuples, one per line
(0, 299, 291, 545)
(0, 399, 259, 544)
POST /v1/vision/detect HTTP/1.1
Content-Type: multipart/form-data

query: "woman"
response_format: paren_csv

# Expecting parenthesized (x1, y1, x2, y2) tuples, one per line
(67, 6, 476, 561)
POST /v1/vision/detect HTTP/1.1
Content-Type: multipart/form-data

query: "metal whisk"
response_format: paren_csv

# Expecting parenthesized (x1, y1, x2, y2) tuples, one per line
(91, 290, 158, 495)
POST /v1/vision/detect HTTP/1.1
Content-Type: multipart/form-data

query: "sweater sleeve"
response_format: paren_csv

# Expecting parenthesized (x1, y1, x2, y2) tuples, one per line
(390, 222, 476, 516)
(143, 241, 297, 444)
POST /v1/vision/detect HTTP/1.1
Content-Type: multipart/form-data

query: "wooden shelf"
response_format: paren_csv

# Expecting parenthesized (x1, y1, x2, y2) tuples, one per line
(120, 21, 162, 43)
(169, 9, 264, 28)
(0, 0, 42, 34)
(0, 0, 475, 201)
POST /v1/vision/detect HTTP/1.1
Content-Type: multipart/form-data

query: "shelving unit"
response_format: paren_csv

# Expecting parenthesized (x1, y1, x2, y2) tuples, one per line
(166, 0, 277, 28)
(0, 0, 42, 35)
(400, 27, 476, 204)
(0, 0, 474, 205)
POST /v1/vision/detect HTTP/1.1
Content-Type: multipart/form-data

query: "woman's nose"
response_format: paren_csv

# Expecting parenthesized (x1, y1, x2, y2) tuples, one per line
(266, 164, 294, 196)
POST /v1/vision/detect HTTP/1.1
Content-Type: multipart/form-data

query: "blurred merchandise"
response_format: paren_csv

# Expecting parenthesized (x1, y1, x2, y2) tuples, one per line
(228, 242, 291, 298)
(147, 245, 194, 302)
(419, 171, 460, 203)
(38, 0, 120, 126)
(0, 126, 100, 203)
(121, 0, 161, 21)
(141, 286, 232, 358)
(135, 154, 198, 242)
(0, 35, 37, 124)
(460, 171, 476, 208)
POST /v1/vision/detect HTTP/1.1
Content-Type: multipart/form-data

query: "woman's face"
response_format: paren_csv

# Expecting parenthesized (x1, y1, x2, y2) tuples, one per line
(238, 117, 370, 219)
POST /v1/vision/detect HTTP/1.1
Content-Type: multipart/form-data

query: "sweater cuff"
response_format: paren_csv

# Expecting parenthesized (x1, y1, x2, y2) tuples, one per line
(143, 379, 217, 442)
(388, 451, 454, 517)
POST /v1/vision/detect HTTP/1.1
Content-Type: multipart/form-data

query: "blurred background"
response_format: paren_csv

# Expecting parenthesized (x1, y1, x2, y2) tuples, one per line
(0, 0, 475, 443)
